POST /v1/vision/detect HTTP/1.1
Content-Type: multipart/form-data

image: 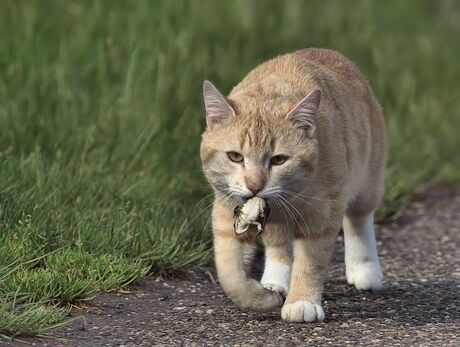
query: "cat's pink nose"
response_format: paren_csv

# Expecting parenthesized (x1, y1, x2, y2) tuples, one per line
(247, 184, 262, 195)
(245, 176, 265, 195)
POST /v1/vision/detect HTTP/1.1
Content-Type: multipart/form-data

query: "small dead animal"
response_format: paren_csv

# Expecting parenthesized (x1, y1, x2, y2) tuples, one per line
(233, 197, 271, 236)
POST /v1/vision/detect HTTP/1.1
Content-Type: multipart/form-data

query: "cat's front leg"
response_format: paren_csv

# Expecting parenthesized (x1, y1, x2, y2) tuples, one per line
(281, 229, 338, 322)
(213, 204, 283, 311)
(261, 225, 292, 297)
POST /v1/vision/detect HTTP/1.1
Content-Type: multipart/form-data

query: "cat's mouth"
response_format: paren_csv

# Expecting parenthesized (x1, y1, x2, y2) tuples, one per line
(219, 185, 290, 208)
(227, 188, 283, 202)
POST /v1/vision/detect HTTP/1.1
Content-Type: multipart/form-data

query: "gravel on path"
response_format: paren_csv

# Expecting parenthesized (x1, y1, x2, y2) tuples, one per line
(14, 188, 460, 346)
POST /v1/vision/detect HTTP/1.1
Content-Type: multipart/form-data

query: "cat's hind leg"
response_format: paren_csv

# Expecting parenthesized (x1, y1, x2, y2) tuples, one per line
(343, 212, 383, 290)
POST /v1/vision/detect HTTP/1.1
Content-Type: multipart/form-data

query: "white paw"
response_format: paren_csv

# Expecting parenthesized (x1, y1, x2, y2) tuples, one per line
(261, 259, 291, 296)
(346, 261, 383, 290)
(262, 282, 287, 297)
(281, 300, 325, 323)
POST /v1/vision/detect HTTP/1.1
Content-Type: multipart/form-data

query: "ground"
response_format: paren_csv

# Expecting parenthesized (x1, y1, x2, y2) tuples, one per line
(10, 188, 459, 346)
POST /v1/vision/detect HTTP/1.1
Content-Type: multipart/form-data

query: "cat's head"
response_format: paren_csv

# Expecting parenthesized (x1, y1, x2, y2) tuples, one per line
(200, 80, 320, 206)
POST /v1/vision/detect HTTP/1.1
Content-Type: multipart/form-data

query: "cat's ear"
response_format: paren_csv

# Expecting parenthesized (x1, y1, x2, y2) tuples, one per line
(203, 80, 236, 130)
(286, 89, 321, 137)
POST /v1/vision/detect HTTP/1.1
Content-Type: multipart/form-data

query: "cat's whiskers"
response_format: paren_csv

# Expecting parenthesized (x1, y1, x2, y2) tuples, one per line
(264, 187, 323, 215)
(283, 188, 336, 203)
(186, 199, 215, 230)
(281, 190, 322, 214)
(262, 187, 283, 197)
(272, 196, 292, 230)
(192, 191, 215, 208)
(219, 187, 241, 208)
(186, 188, 238, 230)
(277, 193, 312, 234)
(274, 193, 302, 233)
(261, 187, 307, 231)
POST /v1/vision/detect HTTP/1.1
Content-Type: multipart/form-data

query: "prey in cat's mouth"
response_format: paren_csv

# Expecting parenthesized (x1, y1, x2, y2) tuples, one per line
(233, 196, 271, 236)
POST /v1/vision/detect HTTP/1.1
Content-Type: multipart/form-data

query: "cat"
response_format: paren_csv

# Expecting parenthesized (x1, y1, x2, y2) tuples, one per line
(200, 48, 387, 322)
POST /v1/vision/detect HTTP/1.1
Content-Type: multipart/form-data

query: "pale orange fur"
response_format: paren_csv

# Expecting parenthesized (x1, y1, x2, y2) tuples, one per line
(201, 48, 387, 322)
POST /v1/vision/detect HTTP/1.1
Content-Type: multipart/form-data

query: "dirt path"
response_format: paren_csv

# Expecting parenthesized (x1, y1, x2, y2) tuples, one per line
(15, 188, 460, 346)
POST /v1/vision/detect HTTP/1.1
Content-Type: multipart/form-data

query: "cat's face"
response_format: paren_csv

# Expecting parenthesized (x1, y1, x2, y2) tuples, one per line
(200, 81, 320, 206)
(201, 118, 318, 204)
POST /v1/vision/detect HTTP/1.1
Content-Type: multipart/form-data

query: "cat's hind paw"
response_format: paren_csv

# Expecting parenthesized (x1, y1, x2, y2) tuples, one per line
(346, 261, 383, 290)
(281, 301, 325, 323)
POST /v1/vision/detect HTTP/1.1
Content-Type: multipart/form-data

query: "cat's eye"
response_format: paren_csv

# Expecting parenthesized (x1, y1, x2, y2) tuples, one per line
(227, 151, 244, 163)
(270, 155, 288, 166)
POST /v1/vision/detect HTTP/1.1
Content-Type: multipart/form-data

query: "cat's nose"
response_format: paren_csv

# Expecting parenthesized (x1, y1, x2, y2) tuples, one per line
(244, 175, 265, 196)
(247, 184, 263, 195)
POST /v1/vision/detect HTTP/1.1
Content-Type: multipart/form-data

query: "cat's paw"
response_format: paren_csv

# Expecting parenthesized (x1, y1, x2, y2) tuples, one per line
(260, 260, 291, 297)
(234, 279, 284, 311)
(262, 283, 287, 298)
(346, 261, 383, 290)
(250, 287, 284, 311)
(281, 300, 325, 323)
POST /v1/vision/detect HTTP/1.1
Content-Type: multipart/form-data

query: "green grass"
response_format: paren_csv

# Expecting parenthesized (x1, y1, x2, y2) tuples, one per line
(0, 0, 459, 339)
(0, 294, 71, 340)
(3, 249, 149, 303)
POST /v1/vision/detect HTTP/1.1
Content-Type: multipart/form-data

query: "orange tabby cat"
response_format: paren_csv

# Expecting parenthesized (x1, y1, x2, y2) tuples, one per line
(200, 48, 387, 322)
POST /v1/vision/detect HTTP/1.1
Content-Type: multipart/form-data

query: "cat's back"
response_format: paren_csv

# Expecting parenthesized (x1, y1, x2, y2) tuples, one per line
(229, 48, 377, 115)
(293, 48, 369, 87)
(237, 48, 369, 92)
